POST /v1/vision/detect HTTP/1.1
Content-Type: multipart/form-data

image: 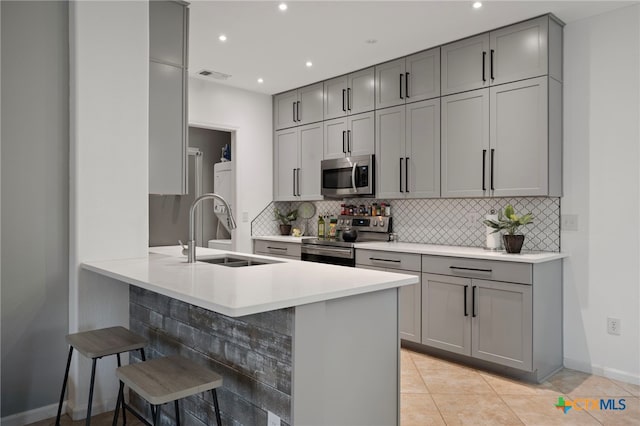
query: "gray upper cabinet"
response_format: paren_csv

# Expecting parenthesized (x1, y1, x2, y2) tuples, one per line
(149, 0, 189, 195)
(441, 89, 490, 198)
(323, 112, 374, 160)
(376, 99, 440, 199)
(324, 68, 375, 120)
(442, 15, 561, 96)
(375, 48, 440, 109)
(441, 33, 490, 96)
(274, 83, 324, 131)
(274, 122, 323, 201)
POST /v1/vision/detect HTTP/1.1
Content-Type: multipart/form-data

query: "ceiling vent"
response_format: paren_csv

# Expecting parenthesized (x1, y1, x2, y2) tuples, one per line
(196, 69, 232, 80)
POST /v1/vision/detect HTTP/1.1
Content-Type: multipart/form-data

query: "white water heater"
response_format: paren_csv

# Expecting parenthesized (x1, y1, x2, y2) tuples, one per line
(213, 161, 234, 233)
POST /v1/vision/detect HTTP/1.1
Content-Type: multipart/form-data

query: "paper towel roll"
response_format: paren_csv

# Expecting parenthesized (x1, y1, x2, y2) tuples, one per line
(485, 214, 502, 250)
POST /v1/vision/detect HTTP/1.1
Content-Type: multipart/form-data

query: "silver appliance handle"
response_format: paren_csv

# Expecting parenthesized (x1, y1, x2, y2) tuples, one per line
(302, 245, 354, 259)
(351, 162, 358, 192)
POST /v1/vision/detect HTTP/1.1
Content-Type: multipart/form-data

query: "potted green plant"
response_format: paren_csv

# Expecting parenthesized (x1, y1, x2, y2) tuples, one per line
(482, 204, 534, 254)
(274, 207, 298, 236)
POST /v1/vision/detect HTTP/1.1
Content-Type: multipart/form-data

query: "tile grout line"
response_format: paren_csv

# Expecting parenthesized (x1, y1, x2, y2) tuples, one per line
(405, 350, 448, 425)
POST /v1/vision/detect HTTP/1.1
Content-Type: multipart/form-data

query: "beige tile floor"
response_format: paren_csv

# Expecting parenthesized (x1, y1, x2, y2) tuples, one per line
(402, 348, 640, 426)
(29, 348, 639, 426)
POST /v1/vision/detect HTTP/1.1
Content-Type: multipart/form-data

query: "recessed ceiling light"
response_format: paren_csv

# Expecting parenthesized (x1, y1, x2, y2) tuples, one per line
(473, 2, 482, 9)
(218, 34, 227, 42)
(365, 39, 378, 44)
(257, 78, 264, 84)
(305, 61, 313, 67)
(279, 3, 287, 11)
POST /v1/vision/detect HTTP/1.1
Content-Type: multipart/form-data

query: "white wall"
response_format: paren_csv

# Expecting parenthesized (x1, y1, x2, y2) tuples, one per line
(68, 0, 148, 419)
(563, 4, 640, 384)
(189, 78, 273, 253)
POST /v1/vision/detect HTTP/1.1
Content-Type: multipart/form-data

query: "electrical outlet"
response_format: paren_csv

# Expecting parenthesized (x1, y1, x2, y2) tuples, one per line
(267, 411, 280, 426)
(607, 317, 621, 335)
(242, 211, 249, 223)
(561, 214, 579, 232)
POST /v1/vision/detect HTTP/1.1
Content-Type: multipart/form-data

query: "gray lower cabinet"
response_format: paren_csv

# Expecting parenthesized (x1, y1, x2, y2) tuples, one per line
(149, 0, 189, 195)
(421, 255, 562, 380)
(253, 240, 301, 260)
(422, 273, 532, 371)
(356, 250, 421, 343)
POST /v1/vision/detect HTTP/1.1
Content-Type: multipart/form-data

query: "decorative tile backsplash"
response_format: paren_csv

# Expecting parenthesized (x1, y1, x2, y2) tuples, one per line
(252, 197, 561, 252)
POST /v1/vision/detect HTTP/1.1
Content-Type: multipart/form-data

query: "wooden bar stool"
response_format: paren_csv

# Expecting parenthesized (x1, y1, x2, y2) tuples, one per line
(55, 326, 147, 426)
(112, 355, 223, 426)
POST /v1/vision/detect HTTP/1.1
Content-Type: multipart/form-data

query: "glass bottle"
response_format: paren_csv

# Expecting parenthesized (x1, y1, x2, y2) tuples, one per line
(317, 215, 325, 238)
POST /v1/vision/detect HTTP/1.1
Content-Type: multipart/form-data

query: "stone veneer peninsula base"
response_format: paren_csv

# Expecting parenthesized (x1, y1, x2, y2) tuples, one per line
(129, 286, 400, 426)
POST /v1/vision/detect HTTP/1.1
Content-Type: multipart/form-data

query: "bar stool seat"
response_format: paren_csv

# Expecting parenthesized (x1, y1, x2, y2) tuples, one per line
(113, 355, 223, 426)
(56, 326, 147, 426)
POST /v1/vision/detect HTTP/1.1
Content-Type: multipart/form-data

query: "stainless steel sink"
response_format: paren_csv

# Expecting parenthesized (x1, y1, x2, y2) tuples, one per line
(197, 255, 281, 267)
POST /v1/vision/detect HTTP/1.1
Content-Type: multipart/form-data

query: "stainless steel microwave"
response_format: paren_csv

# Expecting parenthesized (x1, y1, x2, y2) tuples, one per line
(321, 155, 375, 198)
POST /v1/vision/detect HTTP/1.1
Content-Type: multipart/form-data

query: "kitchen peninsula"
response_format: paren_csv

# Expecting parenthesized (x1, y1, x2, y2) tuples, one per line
(82, 246, 418, 426)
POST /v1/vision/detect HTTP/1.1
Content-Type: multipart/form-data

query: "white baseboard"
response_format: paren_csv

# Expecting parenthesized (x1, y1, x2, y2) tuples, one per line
(66, 396, 118, 421)
(564, 357, 640, 385)
(1, 402, 66, 426)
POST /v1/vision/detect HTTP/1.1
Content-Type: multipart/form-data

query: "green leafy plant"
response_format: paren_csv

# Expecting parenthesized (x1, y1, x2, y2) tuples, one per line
(274, 208, 298, 225)
(482, 204, 533, 235)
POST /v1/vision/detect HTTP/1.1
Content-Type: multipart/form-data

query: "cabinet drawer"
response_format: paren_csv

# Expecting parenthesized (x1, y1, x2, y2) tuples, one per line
(356, 249, 421, 272)
(422, 255, 531, 285)
(254, 240, 301, 259)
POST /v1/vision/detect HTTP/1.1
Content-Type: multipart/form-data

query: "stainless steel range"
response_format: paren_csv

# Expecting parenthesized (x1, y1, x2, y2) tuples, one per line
(301, 215, 392, 267)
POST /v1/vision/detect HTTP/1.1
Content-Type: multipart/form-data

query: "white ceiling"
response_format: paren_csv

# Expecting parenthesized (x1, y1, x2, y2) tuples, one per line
(188, 1, 635, 95)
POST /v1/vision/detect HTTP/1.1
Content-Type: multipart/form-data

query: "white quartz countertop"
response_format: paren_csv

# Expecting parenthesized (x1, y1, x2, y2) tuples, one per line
(251, 235, 313, 244)
(81, 246, 417, 317)
(353, 242, 567, 263)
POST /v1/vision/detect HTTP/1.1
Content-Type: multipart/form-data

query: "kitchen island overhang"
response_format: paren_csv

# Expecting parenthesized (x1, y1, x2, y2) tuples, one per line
(82, 246, 418, 426)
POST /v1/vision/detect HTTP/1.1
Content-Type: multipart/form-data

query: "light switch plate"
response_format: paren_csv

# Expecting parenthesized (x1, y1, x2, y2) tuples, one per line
(561, 214, 578, 232)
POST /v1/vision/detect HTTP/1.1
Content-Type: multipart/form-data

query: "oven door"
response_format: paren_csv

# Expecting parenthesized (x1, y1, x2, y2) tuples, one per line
(301, 245, 355, 267)
(321, 155, 374, 198)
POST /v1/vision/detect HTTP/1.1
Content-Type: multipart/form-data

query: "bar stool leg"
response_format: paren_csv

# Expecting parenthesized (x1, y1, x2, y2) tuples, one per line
(85, 358, 98, 426)
(174, 400, 180, 426)
(116, 354, 127, 426)
(151, 404, 160, 426)
(55, 346, 74, 426)
(112, 381, 124, 426)
(211, 389, 222, 426)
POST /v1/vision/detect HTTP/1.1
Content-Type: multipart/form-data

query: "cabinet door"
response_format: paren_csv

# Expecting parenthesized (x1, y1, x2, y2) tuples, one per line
(358, 265, 421, 344)
(323, 117, 348, 160)
(324, 75, 348, 120)
(298, 122, 323, 200)
(347, 111, 375, 157)
(441, 89, 489, 198)
(406, 99, 440, 198)
(298, 83, 324, 126)
(149, 1, 187, 66)
(422, 273, 471, 356)
(490, 77, 548, 196)
(274, 90, 298, 130)
(490, 16, 548, 86)
(472, 279, 532, 371)
(348, 67, 376, 115)
(441, 33, 490, 96)
(274, 128, 299, 201)
(149, 61, 187, 195)
(375, 106, 406, 199)
(375, 58, 405, 109)
(406, 48, 440, 103)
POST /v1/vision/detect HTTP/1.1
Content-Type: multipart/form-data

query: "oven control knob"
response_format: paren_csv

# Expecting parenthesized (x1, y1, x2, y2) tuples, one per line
(379, 219, 385, 227)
